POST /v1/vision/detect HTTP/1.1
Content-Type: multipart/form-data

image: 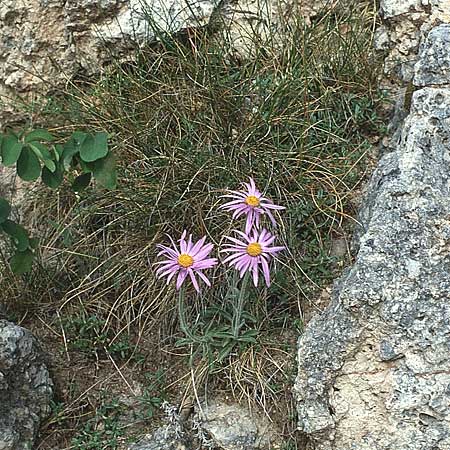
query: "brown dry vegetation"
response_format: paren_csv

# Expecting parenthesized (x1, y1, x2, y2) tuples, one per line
(1, 1, 386, 448)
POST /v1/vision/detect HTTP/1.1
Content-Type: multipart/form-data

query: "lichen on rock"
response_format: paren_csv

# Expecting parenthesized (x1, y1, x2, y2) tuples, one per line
(0, 320, 53, 450)
(295, 23, 450, 450)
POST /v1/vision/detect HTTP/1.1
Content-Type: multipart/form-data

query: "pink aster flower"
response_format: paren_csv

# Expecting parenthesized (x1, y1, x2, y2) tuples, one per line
(221, 229, 285, 287)
(155, 231, 218, 292)
(220, 178, 285, 234)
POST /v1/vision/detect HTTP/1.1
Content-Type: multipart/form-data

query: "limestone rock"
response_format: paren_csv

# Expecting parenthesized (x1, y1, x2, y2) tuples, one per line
(196, 400, 281, 450)
(376, 0, 450, 93)
(0, 320, 53, 450)
(0, 0, 219, 126)
(379, 0, 421, 18)
(414, 24, 450, 86)
(128, 424, 187, 450)
(294, 25, 450, 450)
(0, 0, 300, 127)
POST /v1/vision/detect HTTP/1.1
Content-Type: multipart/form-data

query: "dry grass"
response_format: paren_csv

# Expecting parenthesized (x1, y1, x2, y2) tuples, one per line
(1, 1, 385, 448)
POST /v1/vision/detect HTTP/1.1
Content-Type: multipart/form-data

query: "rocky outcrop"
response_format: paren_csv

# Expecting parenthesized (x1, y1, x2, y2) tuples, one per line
(128, 399, 281, 449)
(0, 320, 53, 450)
(195, 400, 281, 449)
(0, 0, 217, 125)
(294, 23, 450, 450)
(375, 0, 450, 85)
(0, 0, 310, 127)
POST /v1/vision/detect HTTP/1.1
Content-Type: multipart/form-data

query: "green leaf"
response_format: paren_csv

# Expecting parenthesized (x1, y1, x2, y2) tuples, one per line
(71, 131, 88, 146)
(79, 158, 94, 174)
(25, 129, 55, 143)
(72, 173, 92, 191)
(17, 146, 41, 181)
(2, 137, 22, 166)
(29, 237, 40, 249)
(42, 166, 63, 189)
(1, 219, 29, 251)
(53, 144, 63, 162)
(10, 249, 35, 275)
(92, 153, 117, 189)
(62, 139, 79, 170)
(79, 132, 108, 163)
(0, 198, 11, 224)
(28, 143, 56, 172)
(28, 142, 52, 160)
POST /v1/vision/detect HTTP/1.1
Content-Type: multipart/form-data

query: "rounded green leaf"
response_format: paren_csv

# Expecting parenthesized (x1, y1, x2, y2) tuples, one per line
(29, 142, 52, 161)
(92, 153, 117, 190)
(1, 219, 29, 251)
(80, 132, 108, 163)
(0, 198, 11, 224)
(2, 137, 23, 166)
(42, 166, 63, 189)
(10, 249, 35, 275)
(62, 139, 79, 170)
(17, 146, 42, 181)
(25, 129, 55, 143)
(72, 172, 92, 191)
(29, 237, 40, 250)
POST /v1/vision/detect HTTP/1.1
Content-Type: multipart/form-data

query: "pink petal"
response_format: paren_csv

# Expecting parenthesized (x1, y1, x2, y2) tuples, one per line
(186, 234, 193, 253)
(176, 270, 188, 290)
(193, 258, 218, 270)
(249, 177, 256, 192)
(265, 209, 277, 227)
(194, 243, 214, 260)
(164, 235, 181, 255)
(221, 199, 246, 207)
(232, 207, 247, 219)
(245, 210, 254, 234)
(260, 200, 285, 210)
(224, 236, 247, 247)
(251, 259, 259, 286)
(190, 236, 207, 257)
(266, 246, 285, 254)
(234, 230, 252, 241)
(222, 191, 247, 199)
(261, 258, 271, 287)
(188, 269, 200, 293)
(155, 261, 178, 273)
(157, 265, 179, 278)
(166, 269, 178, 284)
(196, 270, 211, 287)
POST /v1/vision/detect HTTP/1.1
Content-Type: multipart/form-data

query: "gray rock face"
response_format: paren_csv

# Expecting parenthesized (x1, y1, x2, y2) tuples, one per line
(0, 320, 53, 450)
(129, 425, 187, 450)
(375, 0, 450, 89)
(414, 24, 450, 86)
(197, 400, 281, 450)
(294, 25, 450, 450)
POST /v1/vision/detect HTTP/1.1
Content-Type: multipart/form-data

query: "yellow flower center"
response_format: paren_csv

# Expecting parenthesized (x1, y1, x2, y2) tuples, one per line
(245, 195, 260, 207)
(246, 242, 262, 257)
(178, 253, 194, 268)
